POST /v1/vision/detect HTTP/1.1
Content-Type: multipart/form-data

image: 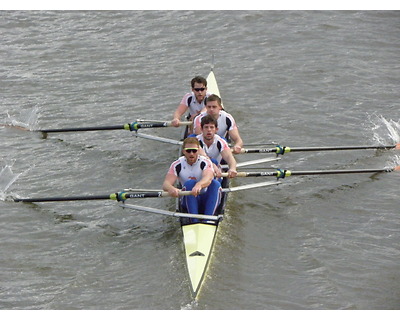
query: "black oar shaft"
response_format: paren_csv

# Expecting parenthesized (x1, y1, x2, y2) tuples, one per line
(289, 145, 396, 152)
(231, 168, 394, 178)
(13, 191, 192, 203)
(287, 168, 390, 175)
(40, 125, 126, 133)
(14, 194, 113, 202)
(38, 121, 192, 134)
(242, 145, 397, 154)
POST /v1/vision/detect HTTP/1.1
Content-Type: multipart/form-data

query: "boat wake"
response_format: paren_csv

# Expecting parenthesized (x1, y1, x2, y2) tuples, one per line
(1, 106, 40, 131)
(367, 113, 400, 145)
(0, 160, 31, 201)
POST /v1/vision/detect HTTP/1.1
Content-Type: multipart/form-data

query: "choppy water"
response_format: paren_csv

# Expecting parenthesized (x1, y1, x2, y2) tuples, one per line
(1, 10, 399, 310)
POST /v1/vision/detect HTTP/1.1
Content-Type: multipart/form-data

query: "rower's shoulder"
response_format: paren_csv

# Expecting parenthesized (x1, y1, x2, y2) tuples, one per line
(193, 111, 207, 123)
(171, 157, 184, 166)
(180, 92, 194, 104)
(198, 155, 213, 166)
(220, 109, 232, 116)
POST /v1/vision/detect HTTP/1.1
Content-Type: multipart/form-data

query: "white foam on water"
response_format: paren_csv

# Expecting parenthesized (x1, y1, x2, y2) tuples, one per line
(4, 106, 40, 131)
(0, 160, 31, 201)
(367, 113, 400, 145)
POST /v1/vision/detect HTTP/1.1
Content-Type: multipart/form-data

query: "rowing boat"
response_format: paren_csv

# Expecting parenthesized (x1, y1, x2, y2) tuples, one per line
(9, 66, 398, 302)
(178, 69, 229, 298)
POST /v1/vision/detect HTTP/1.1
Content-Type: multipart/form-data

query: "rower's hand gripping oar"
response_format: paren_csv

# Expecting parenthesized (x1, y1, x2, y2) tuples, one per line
(220, 166, 400, 179)
(38, 120, 192, 138)
(238, 143, 400, 155)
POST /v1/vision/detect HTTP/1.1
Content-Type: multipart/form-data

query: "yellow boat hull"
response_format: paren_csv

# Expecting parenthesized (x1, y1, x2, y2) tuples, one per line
(182, 223, 218, 297)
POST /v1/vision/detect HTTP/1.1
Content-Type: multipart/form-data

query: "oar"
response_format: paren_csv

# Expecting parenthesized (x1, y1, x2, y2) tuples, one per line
(132, 131, 183, 145)
(220, 157, 281, 170)
(119, 203, 222, 221)
(239, 143, 400, 155)
(0, 123, 30, 131)
(37, 120, 192, 137)
(13, 190, 192, 203)
(222, 180, 281, 191)
(221, 166, 400, 179)
(13, 180, 282, 203)
(119, 181, 281, 219)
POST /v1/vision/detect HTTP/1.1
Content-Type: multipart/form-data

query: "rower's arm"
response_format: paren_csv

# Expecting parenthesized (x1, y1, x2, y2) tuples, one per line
(172, 104, 188, 126)
(221, 149, 237, 171)
(163, 173, 180, 197)
(191, 169, 214, 196)
(198, 169, 214, 188)
(193, 115, 202, 135)
(221, 149, 238, 178)
(228, 128, 244, 154)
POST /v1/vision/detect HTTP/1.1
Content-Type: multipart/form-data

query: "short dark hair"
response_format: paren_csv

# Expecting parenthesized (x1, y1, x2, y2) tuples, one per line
(191, 76, 207, 88)
(206, 94, 222, 106)
(200, 114, 218, 128)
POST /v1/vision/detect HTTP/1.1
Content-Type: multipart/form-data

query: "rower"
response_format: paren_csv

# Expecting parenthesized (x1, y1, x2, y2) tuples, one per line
(196, 115, 238, 179)
(163, 137, 221, 219)
(171, 76, 211, 127)
(193, 94, 243, 154)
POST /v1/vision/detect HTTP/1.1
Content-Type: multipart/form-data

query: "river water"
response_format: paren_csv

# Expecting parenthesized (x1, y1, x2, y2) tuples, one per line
(0, 10, 399, 310)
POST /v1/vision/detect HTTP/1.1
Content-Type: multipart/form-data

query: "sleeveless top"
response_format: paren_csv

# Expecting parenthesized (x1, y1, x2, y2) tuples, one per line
(167, 155, 214, 185)
(196, 133, 230, 164)
(193, 110, 238, 138)
(180, 92, 211, 116)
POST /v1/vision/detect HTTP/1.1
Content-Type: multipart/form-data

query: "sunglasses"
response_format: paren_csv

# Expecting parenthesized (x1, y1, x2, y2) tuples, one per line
(184, 148, 199, 153)
(193, 88, 206, 92)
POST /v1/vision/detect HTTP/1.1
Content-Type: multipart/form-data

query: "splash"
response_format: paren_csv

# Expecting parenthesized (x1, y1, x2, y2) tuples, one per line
(367, 113, 400, 145)
(387, 154, 400, 170)
(4, 106, 40, 131)
(0, 160, 31, 201)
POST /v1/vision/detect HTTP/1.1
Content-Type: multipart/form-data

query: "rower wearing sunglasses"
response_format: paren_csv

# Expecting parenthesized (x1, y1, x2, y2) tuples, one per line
(163, 137, 221, 219)
(171, 76, 212, 127)
(193, 94, 243, 154)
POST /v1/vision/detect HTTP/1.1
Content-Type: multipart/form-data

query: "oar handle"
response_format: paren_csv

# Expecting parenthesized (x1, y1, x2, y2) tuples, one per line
(130, 121, 192, 131)
(120, 191, 193, 199)
(238, 147, 278, 154)
(220, 172, 254, 177)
